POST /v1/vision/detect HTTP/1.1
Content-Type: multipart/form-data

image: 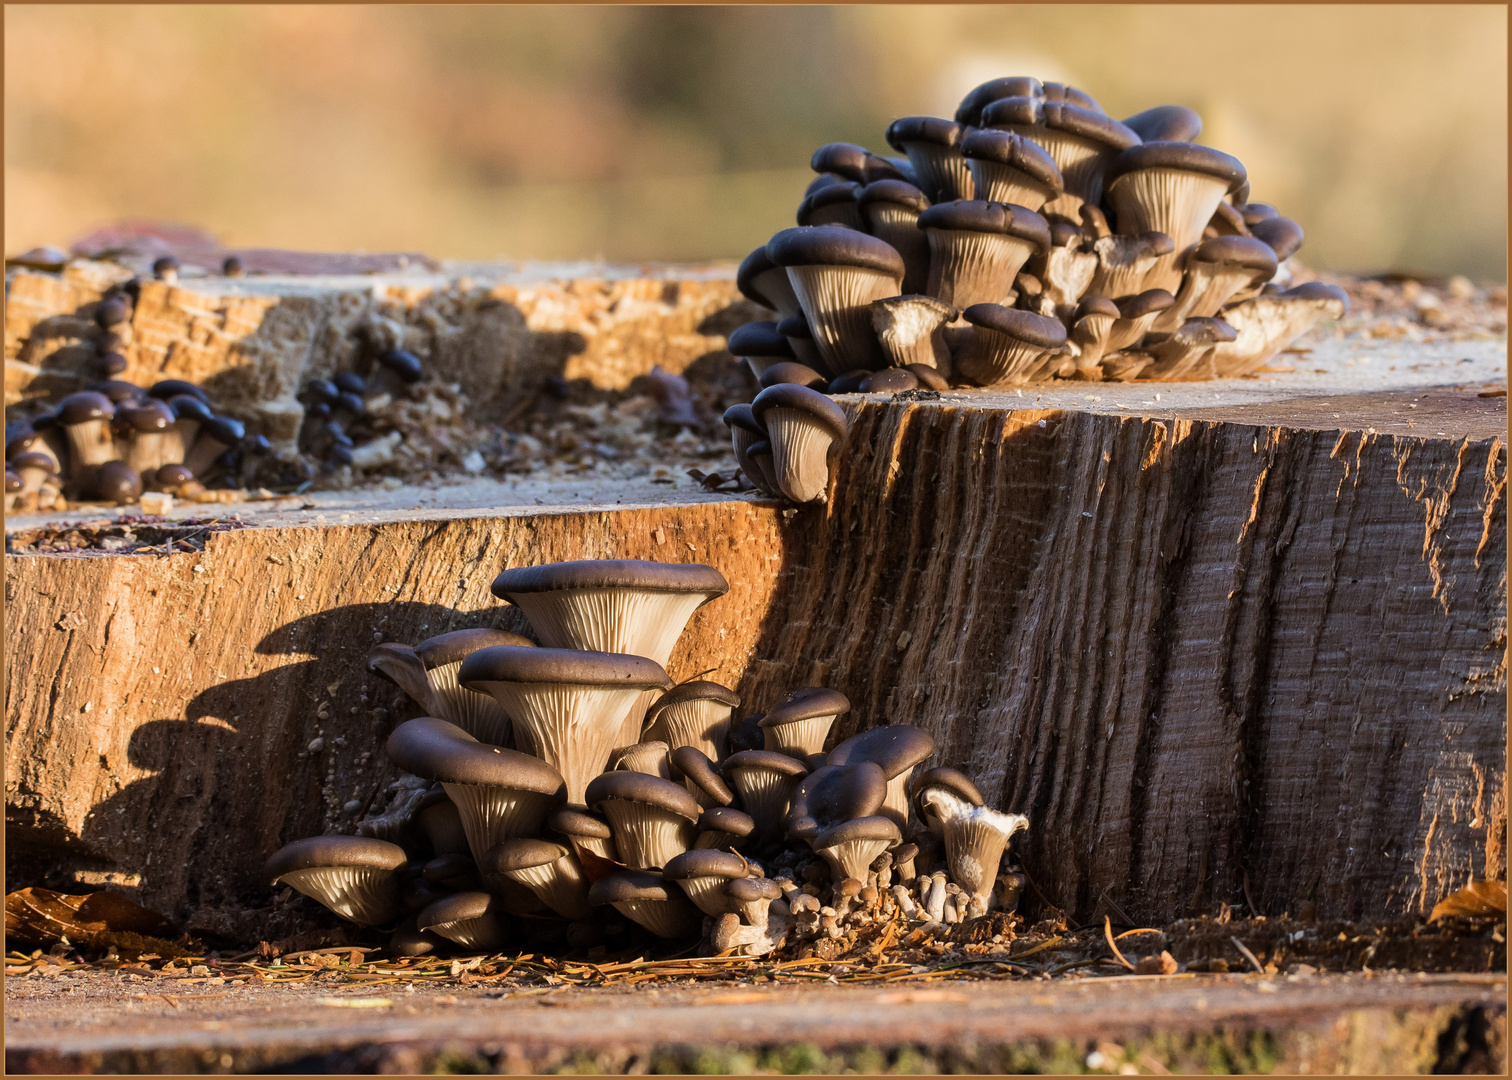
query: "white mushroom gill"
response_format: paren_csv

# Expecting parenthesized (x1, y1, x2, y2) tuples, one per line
(967, 161, 1054, 211)
(425, 660, 515, 747)
(1040, 244, 1099, 313)
(760, 711, 836, 756)
(996, 128, 1107, 215)
(423, 912, 506, 949)
(1210, 291, 1347, 378)
(481, 682, 653, 804)
(925, 231, 1035, 310)
(922, 788, 1029, 908)
(816, 836, 893, 883)
(504, 859, 592, 920)
(761, 411, 837, 505)
(600, 802, 696, 870)
(728, 769, 804, 838)
(509, 589, 708, 668)
(870, 299, 953, 369)
(1106, 169, 1233, 292)
(957, 332, 1061, 387)
(896, 143, 973, 204)
(276, 867, 402, 926)
(656, 698, 733, 760)
(442, 783, 559, 862)
(784, 266, 899, 374)
(675, 875, 735, 917)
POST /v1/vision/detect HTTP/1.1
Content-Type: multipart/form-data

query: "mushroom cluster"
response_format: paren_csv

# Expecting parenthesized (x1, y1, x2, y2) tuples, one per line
(295, 349, 427, 470)
(263, 557, 1031, 960)
(728, 77, 1349, 389)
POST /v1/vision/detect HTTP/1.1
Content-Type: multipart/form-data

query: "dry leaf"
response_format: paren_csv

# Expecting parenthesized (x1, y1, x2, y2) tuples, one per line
(4, 888, 189, 955)
(1429, 880, 1507, 922)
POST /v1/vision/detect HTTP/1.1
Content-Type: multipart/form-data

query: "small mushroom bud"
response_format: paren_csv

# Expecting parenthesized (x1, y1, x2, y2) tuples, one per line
(94, 352, 129, 378)
(95, 297, 131, 328)
(891, 884, 919, 919)
(832, 876, 863, 918)
(892, 842, 919, 885)
(152, 256, 179, 283)
(995, 871, 1026, 912)
(858, 367, 918, 394)
(91, 461, 142, 505)
(923, 872, 948, 923)
(222, 255, 245, 277)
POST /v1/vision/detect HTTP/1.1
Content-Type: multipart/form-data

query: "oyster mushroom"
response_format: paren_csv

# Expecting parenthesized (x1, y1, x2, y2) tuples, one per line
(1141, 316, 1238, 381)
(711, 877, 789, 956)
(385, 716, 566, 860)
(458, 644, 672, 805)
(856, 179, 932, 294)
(961, 129, 1063, 212)
(585, 770, 701, 870)
(785, 762, 887, 842)
(695, 805, 757, 851)
(118, 399, 180, 481)
(588, 869, 702, 938)
(487, 561, 723, 749)
(480, 838, 593, 920)
(980, 96, 1140, 218)
(797, 179, 865, 231)
(756, 687, 850, 757)
(825, 725, 936, 830)
(1122, 104, 1203, 143)
(919, 787, 1029, 912)
(610, 739, 672, 777)
(749, 383, 849, 504)
(414, 628, 535, 748)
(954, 75, 1045, 126)
(812, 816, 901, 883)
(758, 361, 828, 392)
(8, 451, 58, 511)
(775, 312, 824, 371)
(884, 116, 973, 204)
(954, 304, 1069, 387)
(662, 848, 752, 916)
(645, 680, 739, 759)
(1105, 288, 1177, 355)
(727, 320, 796, 382)
(1103, 141, 1248, 292)
(92, 461, 143, 505)
(416, 891, 510, 952)
(738, 243, 800, 319)
(264, 835, 408, 926)
(722, 404, 769, 493)
(389, 918, 448, 957)
(918, 200, 1050, 311)
(54, 391, 117, 483)
(183, 416, 246, 479)
(869, 295, 958, 371)
(1033, 220, 1099, 319)
(165, 396, 212, 468)
(1087, 231, 1177, 301)
(1068, 296, 1122, 378)
(366, 642, 435, 715)
(1250, 216, 1305, 262)
(669, 745, 734, 809)
(546, 805, 618, 863)
(416, 789, 470, 856)
(1209, 282, 1349, 378)
(913, 766, 986, 834)
(1151, 235, 1278, 334)
(720, 750, 810, 846)
(766, 225, 905, 375)
(745, 440, 782, 497)
(810, 142, 906, 185)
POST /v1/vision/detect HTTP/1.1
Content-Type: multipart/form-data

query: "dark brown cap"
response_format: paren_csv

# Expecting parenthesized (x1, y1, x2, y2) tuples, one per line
(1238, 202, 1279, 226)
(264, 834, 408, 883)
(797, 181, 862, 226)
(662, 848, 748, 882)
(9, 451, 58, 476)
(788, 762, 888, 832)
(1116, 289, 1176, 318)
(955, 76, 1043, 126)
(1122, 105, 1202, 143)
(721, 749, 810, 780)
(1043, 82, 1103, 112)
(585, 770, 702, 823)
(826, 725, 936, 779)
(415, 628, 535, 670)
(907, 364, 950, 391)
(386, 716, 566, 792)
(378, 348, 424, 383)
(1104, 141, 1247, 193)
(1190, 235, 1279, 275)
(1073, 296, 1121, 322)
(1281, 281, 1349, 309)
(93, 461, 142, 504)
(94, 297, 131, 327)
(885, 116, 967, 152)
(547, 805, 613, 841)
(810, 143, 905, 184)
(57, 391, 115, 425)
(725, 876, 782, 903)
(650, 680, 740, 715)
(859, 368, 918, 394)
(588, 869, 673, 904)
(814, 815, 901, 850)
(169, 396, 213, 424)
(962, 304, 1068, 348)
(912, 765, 985, 806)
(417, 890, 498, 929)
(668, 746, 734, 806)
(491, 560, 729, 603)
(758, 361, 828, 392)
(856, 179, 931, 214)
(960, 130, 1064, 193)
(722, 403, 767, 438)
(736, 246, 781, 307)
(766, 226, 906, 279)
(775, 313, 813, 340)
(480, 837, 568, 874)
(119, 399, 174, 432)
(1250, 217, 1305, 262)
(6, 470, 23, 493)
(981, 98, 1138, 151)
(147, 379, 209, 404)
(750, 383, 849, 442)
(727, 321, 796, 359)
(698, 806, 756, 838)
(917, 200, 1051, 253)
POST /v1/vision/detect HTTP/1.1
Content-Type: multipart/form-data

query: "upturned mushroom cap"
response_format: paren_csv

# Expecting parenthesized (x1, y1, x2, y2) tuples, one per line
(955, 303, 1069, 386)
(827, 725, 935, 778)
(1208, 282, 1348, 378)
(917, 200, 1051, 251)
(1116, 288, 1177, 320)
(1122, 105, 1203, 143)
(810, 142, 905, 185)
(589, 869, 702, 938)
(758, 362, 828, 392)
(492, 560, 728, 605)
(856, 179, 933, 294)
(721, 749, 810, 780)
(812, 815, 903, 882)
(663, 848, 749, 882)
(979, 97, 1139, 215)
(884, 116, 973, 203)
(650, 680, 740, 717)
(1104, 141, 1247, 194)
(611, 740, 672, 777)
(765, 226, 906, 375)
(1151, 234, 1279, 333)
(722, 404, 767, 439)
(720, 750, 810, 844)
(955, 76, 1044, 126)
(917, 200, 1051, 311)
(756, 686, 850, 753)
(1142, 316, 1238, 380)
(814, 815, 901, 849)
(920, 788, 1030, 907)
(415, 628, 535, 669)
(669, 745, 734, 806)
(547, 805, 613, 841)
(367, 643, 433, 711)
(387, 717, 564, 792)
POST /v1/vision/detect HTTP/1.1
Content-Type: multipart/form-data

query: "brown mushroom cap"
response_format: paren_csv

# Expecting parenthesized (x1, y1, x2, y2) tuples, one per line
(1104, 141, 1247, 194)
(699, 806, 756, 838)
(766, 225, 906, 279)
(1190, 234, 1279, 276)
(57, 391, 116, 425)
(955, 77, 1044, 126)
(856, 178, 932, 214)
(917, 200, 1052, 253)
(416, 890, 498, 931)
(588, 868, 674, 904)
(662, 848, 749, 882)
(479, 837, 569, 874)
(491, 561, 728, 612)
(721, 749, 811, 780)
(758, 687, 850, 729)
(814, 815, 902, 850)
(980, 98, 1139, 152)
(650, 680, 741, 715)
(669, 745, 734, 806)
(386, 716, 564, 793)
(722, 404, 767, 439)
(1117, 289, 1177, 319)
(858, 368, 918, 394)
(1122, 105, 1203, 144)
(960, 130, 1064, 193)
(458, 644, 674, 692)
(787, 762, 888, 831)
(725, 876, 782, 903)
(1250, 217, 1305, 262)
(120, 399, 174, 432)
(264, 835, 409, 883)
(826, 725, 936, 779)
(1074, 296, 1122, 322)
(585, 770, 702, 823)
(885, 115, 967, 151)
(797, 181, 863, 227)
(758, 361, 829, 392)
(93, 461, 143, 504)
(415, 628, 536, 669)
(727, 321, 796, 359)
(750, 383, 849, 442)
(962, 304, 1069, 348)
(912, 766, 985, 806)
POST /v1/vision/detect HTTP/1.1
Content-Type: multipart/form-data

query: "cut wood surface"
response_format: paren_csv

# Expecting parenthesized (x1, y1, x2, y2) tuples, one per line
(3, 971, 1504, 1075)
(6, 369, 1504, 938)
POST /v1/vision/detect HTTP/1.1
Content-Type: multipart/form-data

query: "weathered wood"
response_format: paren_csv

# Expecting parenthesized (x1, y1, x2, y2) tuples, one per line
(6, 388, 1503, 936)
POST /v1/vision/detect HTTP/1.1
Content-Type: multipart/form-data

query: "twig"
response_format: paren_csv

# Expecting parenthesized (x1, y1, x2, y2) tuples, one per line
(1242, 869, 1258, 918)
(1229, 935, 1265, 974)
(1104, 916, 1135, 971)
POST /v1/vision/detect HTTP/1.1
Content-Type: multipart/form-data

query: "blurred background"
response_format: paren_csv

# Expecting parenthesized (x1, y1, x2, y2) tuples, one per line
(6, 5, 1506, 280)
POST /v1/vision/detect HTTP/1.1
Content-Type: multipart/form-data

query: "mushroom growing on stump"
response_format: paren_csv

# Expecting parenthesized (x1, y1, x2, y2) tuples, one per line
(1104, 288, 1177, 356)
(1151, 235, 1278, 333)
(979, 96, 1140, 219)
(1122, 104, 1203, 143)
(610, 740, 673, 778)
(481, 838, 593, 921)
(695, 805, 757, 851)
(585, 770, 701, 871)
(547, 805, 618, 863)
(785, 762, 888, 842)
(118, 398, 180, 483)
(588, 869, 702, 939)
(662, 848, 751, 917)
(918, 200, 1050, 311)
(645, 680, 740, 759)
(774, 313, 824, 372)
(1141, 316, 1238, 381)
(1103, 141, 1248, 293)
(749, 384, 849, 504)
(55, 391, 117, 485)
(367, 642, 435, 715)
(737, 244, 802, 320)
(961, 129, 1064, 212)
(954, 304, 1069, 387)
(756, 686, 850, 757)
(92, 461, 143, 505)
(458, 644, 673, 805)
(1087, 231, 1177, 301)
(414, 628, 536, 748)
(812, 816, 901, 884)
(766, 225, 905, 375)
(869, 295, 958, 371)
(913, 766, 986, 835)
(825, 725, 936, 831)
(182, 416, 246, 479)
(858, 368, 918, 393)
(1250, 215, 1306, 263)
(264, 835, 409, 926)
(758, 361, 828, 392)
(1209, 282, 1349, 378)
(721, 750, 810, 847)
(488, 560, 726, 750)
(1068, 296, 1122, 379)
(884, 116, 973, 204)
(726, 321, 796, 382)
(711, 876, 789, 956)
(1029, 219, 1099, 321)
(385, 716, 566, 861)
(919, 788, 1029, 913)
(797, 180, 865, 231)
(417, 891, 510, 952)
(669, 745, 735, 809)
(856, 180, 932, 294)
(722, 404, 768, 493)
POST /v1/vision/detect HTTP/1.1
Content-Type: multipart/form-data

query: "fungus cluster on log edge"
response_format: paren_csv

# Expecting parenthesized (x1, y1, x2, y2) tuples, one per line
(726, 76, 1351, 401)
(265, 557, 1030, 960)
